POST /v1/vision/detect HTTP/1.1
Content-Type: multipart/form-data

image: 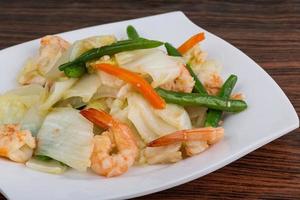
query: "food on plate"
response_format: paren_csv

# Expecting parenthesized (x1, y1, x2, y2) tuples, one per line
(0, 25, 247, 177)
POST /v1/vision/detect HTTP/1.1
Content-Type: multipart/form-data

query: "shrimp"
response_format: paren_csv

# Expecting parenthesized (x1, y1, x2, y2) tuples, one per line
(147, 127, 224, 155)
(185, 141, 209, 156)
(161, 64, 195, 93)
(80, 108, 138, 177)
(0, 124, 36, 163)
(231, 93, 245, 100)
(18, 35, 70, 85)
(204, 73, 223, 95)
(183, 45, 208, 67)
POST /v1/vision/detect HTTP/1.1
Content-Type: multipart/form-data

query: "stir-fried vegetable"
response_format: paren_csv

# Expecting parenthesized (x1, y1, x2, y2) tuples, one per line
(63, 64, 86, 78)
(185, 64, 207, 94)
(178, 32, 205, 54)
(127, 92, 191, 143)
(204, 75, 238, 127)
(40, 78, 77, 111)
(164, 42, 207, 94)
(156, 88, 247, 112)
(63, 74, 101, 102)
(127, 25, 140, 39)
(26, 156, 68, 174)
(95, 63, 166, 109)
(115, 48, 181, 87)
(36, 108, 94, 171)
(59, 38, 164, 78)
(164, 43, 182, 57)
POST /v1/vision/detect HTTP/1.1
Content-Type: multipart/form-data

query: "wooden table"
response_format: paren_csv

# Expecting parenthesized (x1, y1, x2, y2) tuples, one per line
(0, 1, 299, 199)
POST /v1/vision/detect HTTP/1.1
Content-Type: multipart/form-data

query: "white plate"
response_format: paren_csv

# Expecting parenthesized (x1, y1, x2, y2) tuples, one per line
(0, 11, 298, 200)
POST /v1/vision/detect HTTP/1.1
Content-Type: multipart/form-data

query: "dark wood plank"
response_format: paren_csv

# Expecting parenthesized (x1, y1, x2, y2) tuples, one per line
(0, 0, 299, 199)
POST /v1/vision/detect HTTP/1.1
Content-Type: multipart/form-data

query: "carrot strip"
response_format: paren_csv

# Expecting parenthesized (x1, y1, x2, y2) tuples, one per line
(94, 63, 166, 109)
(177, 32, 205, 54)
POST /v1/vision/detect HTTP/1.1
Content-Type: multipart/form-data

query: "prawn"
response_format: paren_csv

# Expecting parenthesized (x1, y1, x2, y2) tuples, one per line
(147, 127, 224, 155)
(19, 35, 70, 85)
(0, 124, 36, 163)
(161, 64, 195, 93)
(204, 73, 223, 96)
(80, 108, 138, 177)
(231, 93, 245, 100)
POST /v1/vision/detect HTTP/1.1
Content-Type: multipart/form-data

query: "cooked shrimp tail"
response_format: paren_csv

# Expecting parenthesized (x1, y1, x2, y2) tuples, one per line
(147, 127, 224, 147)
(80, 108, 114, 129)
(80, 108, 138, 177)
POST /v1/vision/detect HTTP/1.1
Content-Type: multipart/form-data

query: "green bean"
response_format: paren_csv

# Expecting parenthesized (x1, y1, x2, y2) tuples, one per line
(204, 75, 238, 127)
(164, 42, 207, 95)
(127, 25, 140, 39)
(155, 87, 247, 112)
(77, 38, 163, 62)
(59, 38, 163, 77)
(164, 43, 182, 57)
(63, 64, 87, 78)
(185, 64, 208, 95)
(59, 38, 162, 70)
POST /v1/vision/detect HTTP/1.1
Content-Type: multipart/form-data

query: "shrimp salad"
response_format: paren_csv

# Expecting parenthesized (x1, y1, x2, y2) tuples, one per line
(0, 26, 247, 177)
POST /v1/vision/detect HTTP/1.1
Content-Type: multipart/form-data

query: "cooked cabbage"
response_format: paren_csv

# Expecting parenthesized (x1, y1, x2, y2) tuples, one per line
(70, 35, 117, 61)
(92, 85, 120, 99)
(192, 60, 222, 84)
(18, 58, 46, 85)
(63, 74, 101, 102)
(109, 98, 129, 124)
(186, 106, 207, 128)
(0, 95, 28, 125)
(115, 49, 181, 87)
(154, 104, 192, 130)
(126, 93, 192, 164)
(91, 70, 126, 99)
(4, 84, 46, 106)
(54, 97, 86, 109)
(20, 106, 46, 136)
(86, 98, 109, 112)
(0, 85, 45, 126)
(45, 47, 71, 80)
(40, 78, 77, 111)
(127, 93, 191, 143)
(128, 94, 174, 143)
(26, 158, 68, 174)
(36, 108, 94, 171)
(97, 70, 124, 88)
(46, 35, 116, 80)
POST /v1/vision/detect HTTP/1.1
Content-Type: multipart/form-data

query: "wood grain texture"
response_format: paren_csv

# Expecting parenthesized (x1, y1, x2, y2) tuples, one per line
(0, 0, 299, 199)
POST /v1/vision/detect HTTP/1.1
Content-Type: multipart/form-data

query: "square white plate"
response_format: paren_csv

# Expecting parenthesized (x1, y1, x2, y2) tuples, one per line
(0, 11, 298, 200)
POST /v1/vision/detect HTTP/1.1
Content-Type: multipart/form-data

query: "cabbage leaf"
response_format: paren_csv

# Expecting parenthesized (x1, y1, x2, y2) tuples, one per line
(115, 49, 181, 87)
(127, 93, 191, 143)
(0, 85, 45, 126)
(70, 35, 116, 61)
(36, 108, 94, 171)
(63, 74, 101, 102)
(40, 78, 77, 111)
